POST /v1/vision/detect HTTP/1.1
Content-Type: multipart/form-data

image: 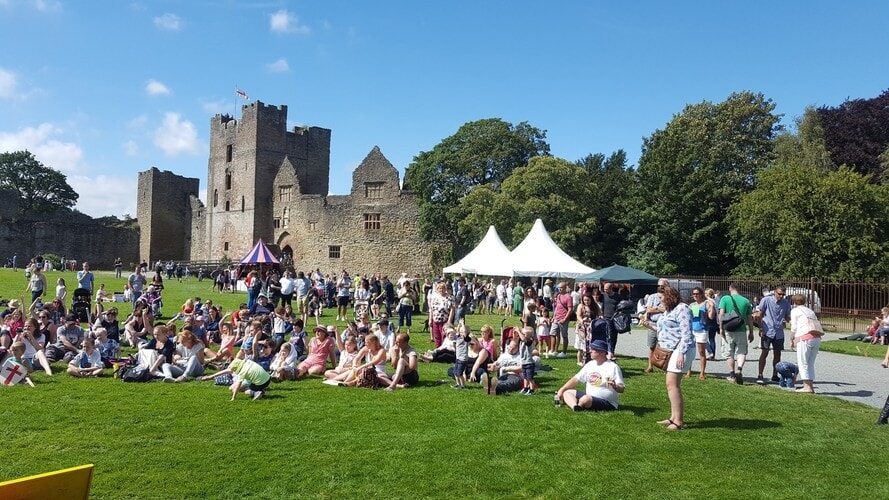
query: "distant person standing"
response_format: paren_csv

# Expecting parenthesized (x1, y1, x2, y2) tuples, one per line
(77, 262, 95, 294)
(25, 266, 47, 304)
(114, 258, 123, 278)
(128, 266, 148, 304)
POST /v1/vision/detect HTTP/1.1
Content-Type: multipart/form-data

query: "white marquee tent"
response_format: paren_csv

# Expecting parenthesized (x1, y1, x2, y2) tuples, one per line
(510, 219, 596, 278)
(442, 225, 514, 276)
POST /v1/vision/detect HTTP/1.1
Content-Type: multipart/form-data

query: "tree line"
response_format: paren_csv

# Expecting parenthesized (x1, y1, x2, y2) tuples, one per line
(404, 89, 889, 280)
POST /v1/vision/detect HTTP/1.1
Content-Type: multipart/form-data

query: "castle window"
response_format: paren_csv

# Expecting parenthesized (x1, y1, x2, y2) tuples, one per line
(329, 245, 341, 259)
(279, 185, 292, 202)
(363, 213, 381, 230)
(282, 207, 289, 228)
(225, 173, 232, 190)
(226, 144, 233, 163)
(365, 182, 383, 199)
(308, 221, 317, 231)
(225, 201, 230, 211)
(213, 189, 218, 207)
(274, 218, 281, 229)
(224, 242, 229, 252)
(241, 196, 245, 212)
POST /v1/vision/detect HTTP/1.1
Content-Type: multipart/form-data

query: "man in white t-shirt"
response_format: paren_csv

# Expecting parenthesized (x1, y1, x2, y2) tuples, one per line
(556, 339, 624, 411)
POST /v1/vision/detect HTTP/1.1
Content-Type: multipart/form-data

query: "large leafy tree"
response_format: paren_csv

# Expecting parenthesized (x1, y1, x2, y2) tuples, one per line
(403, 118, 550, 257)
(817, 89, 889, 179)
(575, 150, 634, 267)
(0, 150, 79, 214)
(623, 91, 782, 275)
(728, 164, 889, 279)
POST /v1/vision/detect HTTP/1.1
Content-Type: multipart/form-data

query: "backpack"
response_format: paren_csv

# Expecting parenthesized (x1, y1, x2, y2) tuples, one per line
(356, 366, 382, 389)
(120, 364, 151, 383)
(611, 312, 632, 334)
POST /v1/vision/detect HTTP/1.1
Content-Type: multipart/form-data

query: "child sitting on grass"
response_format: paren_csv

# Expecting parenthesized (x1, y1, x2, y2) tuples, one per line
(270, 342, 297, 381)
(2, 341, 36, 387)
(67, 338, 104, 378)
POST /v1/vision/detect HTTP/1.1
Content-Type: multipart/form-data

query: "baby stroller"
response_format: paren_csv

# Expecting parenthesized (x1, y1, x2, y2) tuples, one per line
(71, 288, 91, 323)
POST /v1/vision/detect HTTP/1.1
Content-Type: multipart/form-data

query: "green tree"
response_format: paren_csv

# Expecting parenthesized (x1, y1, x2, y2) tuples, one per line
(0, 150, 79, 214)
(403, 119, 549, 254)
(467, 156, 598, 260)
(575, 150, 634, 267)
(773, 107, 833, 171)
(622, 91, 782, 275)
(728, 164, 889, 279)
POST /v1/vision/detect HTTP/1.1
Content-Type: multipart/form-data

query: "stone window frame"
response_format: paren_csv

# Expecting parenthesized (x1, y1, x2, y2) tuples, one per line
(279, 185, 292, 203)
(363, 213, 381, 230)
(308, 221, 317, 231)
(226, 144, 233, 163)
(364, 182, 384, 199)
(329, 245, 341, 259)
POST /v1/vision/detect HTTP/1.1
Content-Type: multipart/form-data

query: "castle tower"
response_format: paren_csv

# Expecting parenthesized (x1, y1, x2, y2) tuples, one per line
(137, 168, 200, 263)
(201, 101, 331, 261)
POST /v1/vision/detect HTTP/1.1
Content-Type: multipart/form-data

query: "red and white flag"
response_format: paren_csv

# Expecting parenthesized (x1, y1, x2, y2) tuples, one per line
(235, 88, 249, 100)
(1, 358, 28, 386)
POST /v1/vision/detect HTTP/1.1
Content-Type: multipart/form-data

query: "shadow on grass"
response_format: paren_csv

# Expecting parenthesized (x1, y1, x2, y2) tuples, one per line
(690, 418, 781, 430)
(618, 404, 658, 417)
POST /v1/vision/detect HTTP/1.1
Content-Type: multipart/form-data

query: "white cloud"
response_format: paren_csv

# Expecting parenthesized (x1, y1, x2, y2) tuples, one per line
(127, 114, 148, 130)
(69, 174, 137, 218)
(153, 112, 202, 156)
(33, 0, 62, 13)
(145, 79, 171, 96)
(270, 9, 310, 34)
(154, 13, 183, 31)
(0, 123, 83, 172)
(0, 68, 18, 99)
(266, 58, 290, 73)
(122, 140, 138, 156)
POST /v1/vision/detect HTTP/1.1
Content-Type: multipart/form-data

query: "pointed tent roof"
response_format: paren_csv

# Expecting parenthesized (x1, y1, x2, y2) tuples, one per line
(576, 264, 659, 284)
(443, 225, 514, 276)
(510, 219, 596, 278)
(239, 239, 280, 265)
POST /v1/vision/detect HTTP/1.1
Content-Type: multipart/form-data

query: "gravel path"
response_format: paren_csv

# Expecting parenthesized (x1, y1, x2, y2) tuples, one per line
(593, 328, 888, 409)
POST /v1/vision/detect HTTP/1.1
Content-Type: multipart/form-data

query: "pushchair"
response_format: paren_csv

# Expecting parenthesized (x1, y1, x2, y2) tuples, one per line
(71, 288, 91, 323)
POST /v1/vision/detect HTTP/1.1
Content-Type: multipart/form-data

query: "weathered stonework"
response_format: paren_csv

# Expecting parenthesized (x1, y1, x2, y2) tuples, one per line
(138, 101, 436, 277)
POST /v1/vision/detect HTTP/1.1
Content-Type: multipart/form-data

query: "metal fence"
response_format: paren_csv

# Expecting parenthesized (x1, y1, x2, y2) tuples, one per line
(664, 275, 889, 334)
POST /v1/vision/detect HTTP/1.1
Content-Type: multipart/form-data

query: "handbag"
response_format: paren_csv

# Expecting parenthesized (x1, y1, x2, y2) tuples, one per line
(721, 295, 744, 331)
(651, 344, 673, 371)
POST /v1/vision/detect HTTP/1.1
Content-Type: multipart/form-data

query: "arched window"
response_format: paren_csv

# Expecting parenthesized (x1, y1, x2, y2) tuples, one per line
(225, 172, 232, 190)
(213, 189, 218, 207)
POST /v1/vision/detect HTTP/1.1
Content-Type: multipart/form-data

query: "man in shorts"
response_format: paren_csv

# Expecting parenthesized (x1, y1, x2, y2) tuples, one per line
(753, 286, 791, 385)
(550, 282, 573, 358)
(556, 339, 625, 411)
(335, 271, 352, 321)
(719, 283, 754, 384)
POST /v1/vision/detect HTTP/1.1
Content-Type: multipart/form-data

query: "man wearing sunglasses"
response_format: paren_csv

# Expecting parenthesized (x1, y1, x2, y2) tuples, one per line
(753, 286, 791, 385)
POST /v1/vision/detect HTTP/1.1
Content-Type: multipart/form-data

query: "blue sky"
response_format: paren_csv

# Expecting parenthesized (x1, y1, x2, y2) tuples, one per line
(2, 0, 888, 218)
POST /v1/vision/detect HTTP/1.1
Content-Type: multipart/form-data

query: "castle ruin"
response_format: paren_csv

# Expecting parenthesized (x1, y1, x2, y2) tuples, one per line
(138, 101, 435, 277)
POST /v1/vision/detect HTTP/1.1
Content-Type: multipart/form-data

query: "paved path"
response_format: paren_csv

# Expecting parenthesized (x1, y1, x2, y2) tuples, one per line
(594, 328, 887, 409)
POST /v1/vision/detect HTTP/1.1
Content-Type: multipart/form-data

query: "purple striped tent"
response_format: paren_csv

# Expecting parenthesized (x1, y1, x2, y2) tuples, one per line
(238, 239, 281, 278)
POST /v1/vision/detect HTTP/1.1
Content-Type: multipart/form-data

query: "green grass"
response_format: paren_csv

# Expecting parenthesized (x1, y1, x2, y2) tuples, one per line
(819, 339, 888, 359)
(2, 269, 889, 499)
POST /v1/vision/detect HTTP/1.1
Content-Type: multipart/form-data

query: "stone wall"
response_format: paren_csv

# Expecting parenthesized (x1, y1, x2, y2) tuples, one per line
(137, 168, 199, 263)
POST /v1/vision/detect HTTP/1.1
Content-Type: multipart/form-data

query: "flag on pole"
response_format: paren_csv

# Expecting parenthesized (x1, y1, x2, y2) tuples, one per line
(235, 88, 249, 100)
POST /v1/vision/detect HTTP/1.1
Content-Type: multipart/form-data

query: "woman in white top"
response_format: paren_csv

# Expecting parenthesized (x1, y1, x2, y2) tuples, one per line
(345, 333, 391, 386)
(161, 330, 205, 382)
(789, 294, 823, 394)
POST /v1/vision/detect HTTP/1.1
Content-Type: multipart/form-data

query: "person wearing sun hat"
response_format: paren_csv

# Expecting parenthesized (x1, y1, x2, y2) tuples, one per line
(555, 339, 625, 412)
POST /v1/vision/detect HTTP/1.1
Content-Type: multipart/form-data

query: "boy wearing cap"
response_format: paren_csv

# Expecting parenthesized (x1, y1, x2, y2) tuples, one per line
(556, 339, 625, 411)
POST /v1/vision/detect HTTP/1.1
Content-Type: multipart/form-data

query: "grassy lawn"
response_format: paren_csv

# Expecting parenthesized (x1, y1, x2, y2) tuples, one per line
(819, 339, 888, 359)
(2, 269, 889, 499)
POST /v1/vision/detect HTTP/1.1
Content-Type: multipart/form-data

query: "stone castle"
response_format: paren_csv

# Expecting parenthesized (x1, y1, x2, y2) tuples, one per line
(137, 101, 435, 277)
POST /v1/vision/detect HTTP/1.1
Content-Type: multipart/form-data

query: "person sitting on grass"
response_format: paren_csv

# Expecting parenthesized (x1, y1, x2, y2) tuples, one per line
(140, 325, 175, 378)
(161, 330, 205, 383)
(384, 333, 419, 392)
(555, 339, 624, 411)
(124, 301, 153, 348)
(93, 327, 121, 368)
(271, 342, 298, 381)
(420, 326, 457, 363)
(45, 314, 84, 364)
(201, 357, 270, 401)
(344, 333, 391, 388)
(487, 339, 524, 396)
(2, 341, 36, 387)
(295, 326, 336, 379)
(67, 338, 104, 378)
(15, 318, 53, 376)
(325, 335, 360, 383)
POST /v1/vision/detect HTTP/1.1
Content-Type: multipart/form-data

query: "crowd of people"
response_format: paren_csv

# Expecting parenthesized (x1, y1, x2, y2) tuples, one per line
(0, 260, 835, 427)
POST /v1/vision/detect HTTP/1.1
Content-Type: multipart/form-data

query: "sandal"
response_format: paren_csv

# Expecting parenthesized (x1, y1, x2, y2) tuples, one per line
(657, 419, 672, 426)
(665, 419, 685, 431)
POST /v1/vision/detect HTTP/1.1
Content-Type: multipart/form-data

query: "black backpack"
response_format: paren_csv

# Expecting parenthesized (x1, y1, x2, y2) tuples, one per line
(120, 364, 151, 383)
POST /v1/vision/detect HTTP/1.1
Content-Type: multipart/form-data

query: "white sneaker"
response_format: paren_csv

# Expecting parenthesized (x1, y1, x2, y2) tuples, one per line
(557, 352, 568, 359)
